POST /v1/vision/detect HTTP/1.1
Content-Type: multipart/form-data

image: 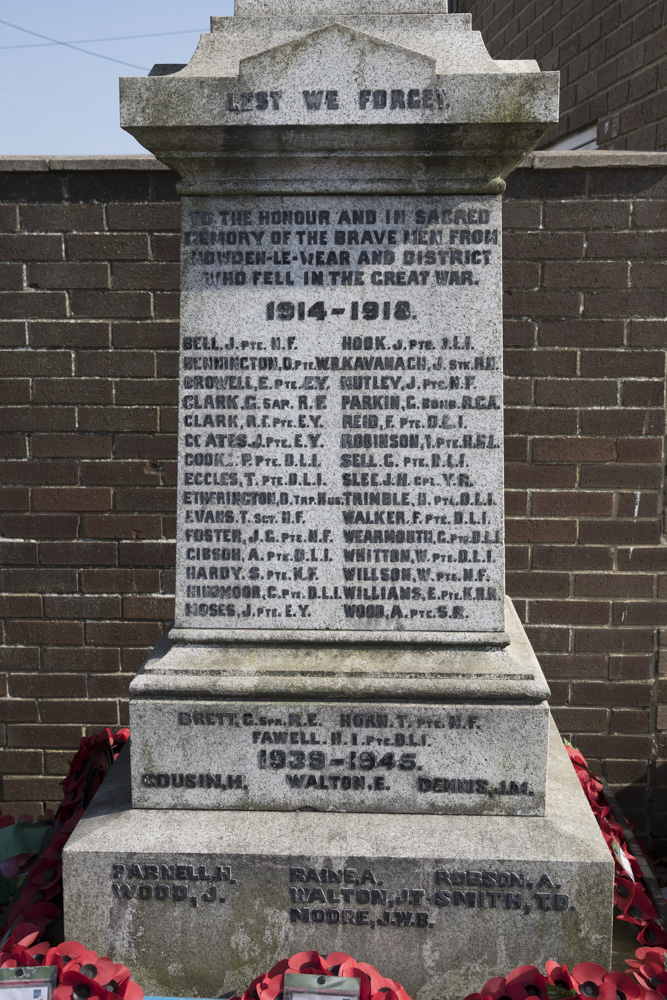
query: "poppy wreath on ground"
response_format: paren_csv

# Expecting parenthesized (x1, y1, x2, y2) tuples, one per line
(0, 931, 144, 1000)
(2, 729, 667, 1000)
(463, 744, 667, 1000)
(563, 740, 664, 939)
(230, 950, 412, 1000)
(0, 729, 128, 947)
(464, 961, 657, 1000)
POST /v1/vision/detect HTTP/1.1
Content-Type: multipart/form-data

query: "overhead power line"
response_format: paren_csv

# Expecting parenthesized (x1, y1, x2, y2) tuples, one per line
(0, 28, 206, 51)
(0, 17, 151, 69)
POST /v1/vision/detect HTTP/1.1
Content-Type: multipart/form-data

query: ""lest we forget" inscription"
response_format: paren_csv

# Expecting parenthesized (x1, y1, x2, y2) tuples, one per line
(176, 196, 505, 633)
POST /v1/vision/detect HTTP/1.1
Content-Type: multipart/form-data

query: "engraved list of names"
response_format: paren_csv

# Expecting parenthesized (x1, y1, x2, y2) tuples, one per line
(176, 196, 505, 633)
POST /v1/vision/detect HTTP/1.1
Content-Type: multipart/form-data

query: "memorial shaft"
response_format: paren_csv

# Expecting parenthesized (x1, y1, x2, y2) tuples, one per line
(177, 194, 505, 635)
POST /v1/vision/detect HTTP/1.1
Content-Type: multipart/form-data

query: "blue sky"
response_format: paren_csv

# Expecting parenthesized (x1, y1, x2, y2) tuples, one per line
(0, 1, 234, 154)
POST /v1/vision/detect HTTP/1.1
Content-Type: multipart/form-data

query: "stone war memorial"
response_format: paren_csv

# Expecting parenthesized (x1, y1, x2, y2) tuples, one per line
(63, 2, 614, 998)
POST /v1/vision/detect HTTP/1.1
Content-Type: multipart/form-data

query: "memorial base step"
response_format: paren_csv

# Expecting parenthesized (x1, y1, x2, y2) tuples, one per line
(129, 597, 550, 815)
(63, 720, 613, 1000)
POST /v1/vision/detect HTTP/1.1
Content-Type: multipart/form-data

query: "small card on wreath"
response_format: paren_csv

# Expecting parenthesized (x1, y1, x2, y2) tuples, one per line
(0, 967, 57, 1000)
(283, 974, 361, 1000)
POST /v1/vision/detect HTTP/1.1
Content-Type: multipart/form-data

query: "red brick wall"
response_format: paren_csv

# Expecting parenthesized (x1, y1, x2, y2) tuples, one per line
(0, 154, 666, 850)
(451, 0, 667, 151)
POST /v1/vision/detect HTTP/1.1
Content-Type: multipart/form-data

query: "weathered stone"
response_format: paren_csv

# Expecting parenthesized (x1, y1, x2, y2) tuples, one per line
(61, 6, 614, 996)
(64, 721, 613, 1000)
(235, 0, 451, 15)
(119, 13, 559, 197)
(131, 597, 548, 701)
(131, 700, 548, 816)
(175, 192, 505, 638)
(129, 599, 550, 814)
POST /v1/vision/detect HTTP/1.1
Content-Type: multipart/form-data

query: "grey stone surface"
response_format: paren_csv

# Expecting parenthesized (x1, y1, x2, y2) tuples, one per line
(130, 697, 549, 815)
(119, 11, 559, 197)
(130, 598, 549, 702)
(168, 626, 510, 645)
(63, 721, 613, 1000)
(176, 192, 505, 636)
(235, 1, 451, 15)
(201, 14, 536, 80)
(62, 7, 616, 993)
(2, 152, 666, 173)
(0, 156, 168, 172)
(129, 599, 550, 815)
(524, 150, 667, 168)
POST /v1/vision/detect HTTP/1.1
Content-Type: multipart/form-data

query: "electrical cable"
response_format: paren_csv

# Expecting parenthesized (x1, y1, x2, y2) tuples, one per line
(0, 28, 206, 51)
(0, 17, 150, 69)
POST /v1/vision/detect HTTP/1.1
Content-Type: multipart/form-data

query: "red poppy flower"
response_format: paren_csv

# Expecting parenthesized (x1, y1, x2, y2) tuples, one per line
(564, 741, 588, 770)
(54, 969, 115, 1000)
(546, 962, 577, 993)
(572, 962, 609, 997)
(600, 971, 643, 1000)
(113, 729, 130, 747)
(240, 974, 264, 1000)
(325, 954, 354, 973)
(24, 941, 52, 965)
(505, 965, 548, 999)
(479, 977, 509, 999)
(11, 927, 42, 949)
(257, 975, 283, 1000)
(29, 858, 63, 893)
(618, 884, 658, 926)
(628, 948, 667, 970)
(615, 876, 636, 911)
(337, 960, 372, 1000)
(102, 963, 132, 991)
(55, 810, 85, 838)
(66, 958, 118, 986)
(632, 961, 667, 995)
(638, 924, 667, 949)
(579, 772, 605, 804)
(40, 833, 68, 860)
(388, 984, 413, 1000)
(356, 961, 395, 996)
(7, 899, 59, 935)
(116, 979, 143, 1000)
(286, 951, 326, 974)
(3, 942, 42, 968)
(48, 942, 97, 966)
(57, 730, 118, 827)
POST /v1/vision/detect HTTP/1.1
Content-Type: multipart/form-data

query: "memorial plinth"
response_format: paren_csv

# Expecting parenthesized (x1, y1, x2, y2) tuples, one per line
(129, 600, 550, 816)
(65, 723, 611, 1000)
(62, 3, 613, 997)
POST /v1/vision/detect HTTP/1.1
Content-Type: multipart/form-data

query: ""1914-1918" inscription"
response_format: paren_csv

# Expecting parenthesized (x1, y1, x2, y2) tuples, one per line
(176, 196, 505, 634)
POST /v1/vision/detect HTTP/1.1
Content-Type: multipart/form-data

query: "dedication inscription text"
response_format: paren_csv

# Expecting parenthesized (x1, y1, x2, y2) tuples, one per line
(177, 196, 505, 632)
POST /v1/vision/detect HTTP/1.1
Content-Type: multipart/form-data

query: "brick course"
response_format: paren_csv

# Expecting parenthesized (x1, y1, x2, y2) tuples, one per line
(1, 154, 667, 849)
(451, 0, 667, 152)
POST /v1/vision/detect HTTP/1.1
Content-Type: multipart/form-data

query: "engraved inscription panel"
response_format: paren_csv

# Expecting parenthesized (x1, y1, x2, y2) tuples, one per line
(109, 858, 575, 924)
(130, 700, 548, 814)
(176, 196, 505, 632)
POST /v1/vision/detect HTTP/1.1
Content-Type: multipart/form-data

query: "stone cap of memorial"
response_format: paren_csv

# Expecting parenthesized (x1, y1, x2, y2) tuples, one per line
(119, 3, 559, 195)
(234, 1, 452, 14)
